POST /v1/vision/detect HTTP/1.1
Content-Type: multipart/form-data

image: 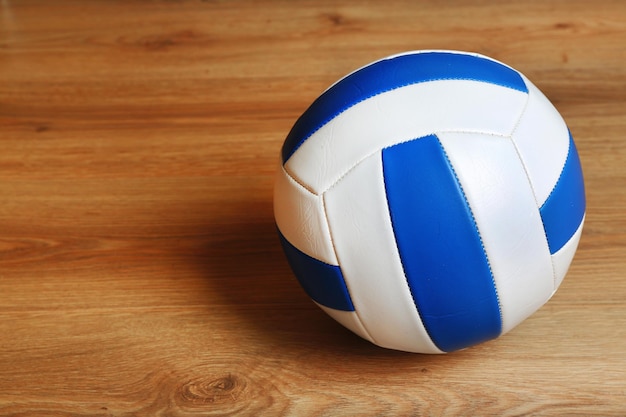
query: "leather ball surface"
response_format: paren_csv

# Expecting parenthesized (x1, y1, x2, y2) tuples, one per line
(274, 50, 585, 353)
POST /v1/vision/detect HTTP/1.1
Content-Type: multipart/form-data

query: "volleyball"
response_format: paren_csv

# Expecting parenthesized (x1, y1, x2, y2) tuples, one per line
(274, 50, 585, 353)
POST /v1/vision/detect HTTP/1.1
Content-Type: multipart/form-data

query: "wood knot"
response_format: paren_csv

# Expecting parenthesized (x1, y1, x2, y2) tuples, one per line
(554, 22, 574, 30)
(319, 12, 360, 33)
(324, 12, 346, 26)
(179, 373, 245, 405)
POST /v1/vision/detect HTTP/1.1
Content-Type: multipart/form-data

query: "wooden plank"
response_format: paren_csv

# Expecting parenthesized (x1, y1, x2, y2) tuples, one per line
(1, 0, 625, 415)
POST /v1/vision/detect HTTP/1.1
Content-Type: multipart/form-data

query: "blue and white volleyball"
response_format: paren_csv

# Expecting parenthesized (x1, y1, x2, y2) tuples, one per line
(274, 50, 585, 353)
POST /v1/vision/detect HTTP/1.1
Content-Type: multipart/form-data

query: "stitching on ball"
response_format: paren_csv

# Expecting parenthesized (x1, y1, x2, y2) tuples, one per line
(320, 193, 378, 345)
(324, 130, 510, 195)
(289, 78, 523, 161)
(541, 135, 573, 289)
(379, 156, 440, 350)
(324, 148, 381, 194)
(282, 164, 317, 196)
(436, 137, 504, 328)
(508, 136, 559, 290)
(433, 129, 510, 138)
(509, 82, 531, 138)
(542, 134, 573, 211)
(507, 89, 559, 289)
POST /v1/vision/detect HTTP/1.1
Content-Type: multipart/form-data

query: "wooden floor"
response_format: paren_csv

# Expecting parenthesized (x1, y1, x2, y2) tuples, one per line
(1, 1, 625, 415)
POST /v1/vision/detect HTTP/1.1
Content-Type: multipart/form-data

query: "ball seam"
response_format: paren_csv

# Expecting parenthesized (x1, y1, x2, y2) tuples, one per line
(323, 130, 510, 196)
(436, 136, 504, 331)
(288, 78, 526, 163)
(320, 192, 378, 345)
(508, 87, 559, 290)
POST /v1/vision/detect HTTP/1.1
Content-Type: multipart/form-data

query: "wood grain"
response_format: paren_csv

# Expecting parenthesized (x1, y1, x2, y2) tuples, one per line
(1, 0, 625, 415)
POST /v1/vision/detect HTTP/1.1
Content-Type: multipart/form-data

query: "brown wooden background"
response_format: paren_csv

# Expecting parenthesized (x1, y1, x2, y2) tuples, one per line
(1, 1, 625, 415)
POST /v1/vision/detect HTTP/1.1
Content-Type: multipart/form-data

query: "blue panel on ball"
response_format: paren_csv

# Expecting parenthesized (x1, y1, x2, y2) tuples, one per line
(540, 133, 586, 254)
(281, 51, 528, 163)
(277, 229, 355, 312)
(382, 134, 502, 352)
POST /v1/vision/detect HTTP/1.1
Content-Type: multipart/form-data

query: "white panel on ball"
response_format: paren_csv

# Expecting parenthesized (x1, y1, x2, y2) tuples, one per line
(436, 131, 555, 334)
(285, 80, 528, 195)
(552, 217, 585, 289)
(511, 76, 571, 207)
(273, 162, 338, 265)
(323, 151, 442, 353)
